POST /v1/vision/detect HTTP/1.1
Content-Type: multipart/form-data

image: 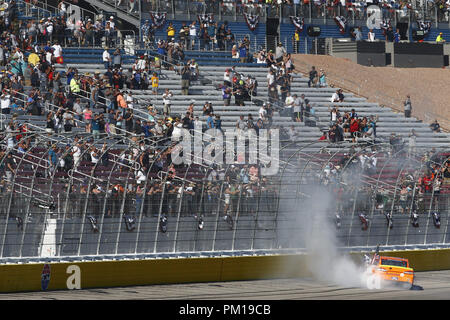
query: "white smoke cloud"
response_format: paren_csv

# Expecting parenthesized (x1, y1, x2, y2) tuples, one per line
(300, 186, 368, 288)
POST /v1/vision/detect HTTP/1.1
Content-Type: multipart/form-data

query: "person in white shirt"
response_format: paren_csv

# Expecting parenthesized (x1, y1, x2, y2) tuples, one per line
(52, 42, 62, 58)
(223, 69, 231, 86)
(0, 92, 10, 114)
(331, 90, 340, 103)
(266, 70, 275, 88)
(102, 48, 111, 69)
(136, 55, 146, 71)
(72, 143, 81, 170)
(189, 21, 197, 50)
(45, 49, 53, 64)
(90, 147, 100, 165)
(125, 92, 134, 109)
(284, 92, 294, 108)
(136, 169, 146, 184)
(368, 29, 375, 42)
(259, 105, 267, 120)
(172, 121, 183, 140)
(292, 94, 302, 122)
(162, 88, 173, 116)
(108, 16, 115, 29)
(45, 18, 53, 40)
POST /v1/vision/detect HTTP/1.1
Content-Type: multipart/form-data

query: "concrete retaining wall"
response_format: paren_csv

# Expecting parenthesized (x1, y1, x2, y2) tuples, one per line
(2, 248, 450, 293)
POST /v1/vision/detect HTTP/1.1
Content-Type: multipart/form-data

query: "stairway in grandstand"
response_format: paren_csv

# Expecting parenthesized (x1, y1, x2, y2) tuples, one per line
(80, 0, 140, 26)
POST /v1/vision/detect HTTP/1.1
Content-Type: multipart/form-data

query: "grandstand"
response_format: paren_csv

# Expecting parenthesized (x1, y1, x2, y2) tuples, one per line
(0, 0, 449, 266)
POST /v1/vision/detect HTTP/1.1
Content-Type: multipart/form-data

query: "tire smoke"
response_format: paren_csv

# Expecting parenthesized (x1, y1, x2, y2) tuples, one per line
(300, 185, 367, 288)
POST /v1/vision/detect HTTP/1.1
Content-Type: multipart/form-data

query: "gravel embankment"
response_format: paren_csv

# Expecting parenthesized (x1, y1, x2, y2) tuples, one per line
(291, 54, 450, 131)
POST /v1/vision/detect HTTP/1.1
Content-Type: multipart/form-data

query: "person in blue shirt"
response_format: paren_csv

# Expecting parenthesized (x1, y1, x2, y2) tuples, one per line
(207, 23, 216, 50)
(214, 115, 222, 132)
(48, 145, 59, 170)
(66, 67, 75, 86)
(91, 115, 101, 140)
(207, 114, 215, 129)
(394, 28, 400, 43)
(157, 41, 166, 57)
(239, 42, 247, 63)
(142, 120, 152, 138)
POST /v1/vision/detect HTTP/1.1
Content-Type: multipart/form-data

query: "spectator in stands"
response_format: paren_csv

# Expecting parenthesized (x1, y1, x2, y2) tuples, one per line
(188, 59, 199, 81)
(351, 27, 363, 41)
(189, 21, 197, 50)
(0, 90, 10, 114)
(231, 45, 239, 59)
(308, 66, 318, 87)
(113, 49, 122, 69)
(151, 72, 159, 95)
(293, 29, 301, 53)
(338, 89, 345, 102)
(319, 131, 328, 141)
(222, 84, 232, 106)
(275, 42, 287, 64)
(102, 47, 111, 69)
(203, 101, 214, 116)
(385, 26, 394, 42)
(238, 41, 248, 63)
(394, 28, 401, 43)
(4, 152, 15, 184)
(331, 89, 340, 103)
(436, 32, 445, 43)
(318, 68, 327, 87)
(404, 94, 412, 118)
(207, 113, 215, 129)
(292, 94, 302, 122)
(167, 22, 176, 42)
(408, 129, 417, 157)
(430, 119, 441, 133)
(368, 29, 375, 42)
(162, 88, 173, 116)
(181, 65, 190, 95)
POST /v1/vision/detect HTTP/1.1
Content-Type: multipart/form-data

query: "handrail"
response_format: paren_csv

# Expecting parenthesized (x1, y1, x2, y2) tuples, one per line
(97, 0, 140, 19)
(18, 0, 96, 21)
(6, 89, 87, 130)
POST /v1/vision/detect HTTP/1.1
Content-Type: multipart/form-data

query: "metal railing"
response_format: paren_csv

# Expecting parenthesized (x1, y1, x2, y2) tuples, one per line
(0, 131, 449, 259)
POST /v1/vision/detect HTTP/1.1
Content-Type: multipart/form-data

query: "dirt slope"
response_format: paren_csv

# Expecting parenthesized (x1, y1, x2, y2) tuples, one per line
(291, 54, 450, 131)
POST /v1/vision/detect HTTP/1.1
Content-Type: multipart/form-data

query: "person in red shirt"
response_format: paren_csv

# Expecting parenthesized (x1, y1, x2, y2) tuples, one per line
(350, 118, 360, 143)
(319, 131, 327, 141)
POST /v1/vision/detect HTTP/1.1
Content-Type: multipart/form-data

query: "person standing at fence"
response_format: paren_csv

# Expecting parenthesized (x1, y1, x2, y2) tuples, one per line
(189, 21, 197, 50)
(167, 22, 176, 42)
(293, 29, 301, 53)
(4, 152, 15, 184)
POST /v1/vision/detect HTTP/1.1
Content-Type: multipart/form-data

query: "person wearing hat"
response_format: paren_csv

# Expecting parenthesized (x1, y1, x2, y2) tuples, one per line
(108, 16, 115, 29)
(436, 32, 445, 43)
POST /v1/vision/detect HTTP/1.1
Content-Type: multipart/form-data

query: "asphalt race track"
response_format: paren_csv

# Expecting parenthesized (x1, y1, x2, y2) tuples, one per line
(2, 270, 450, 300)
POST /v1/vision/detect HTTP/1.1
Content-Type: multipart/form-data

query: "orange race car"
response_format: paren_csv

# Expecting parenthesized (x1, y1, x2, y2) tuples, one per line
(363, 246, 414, 289)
